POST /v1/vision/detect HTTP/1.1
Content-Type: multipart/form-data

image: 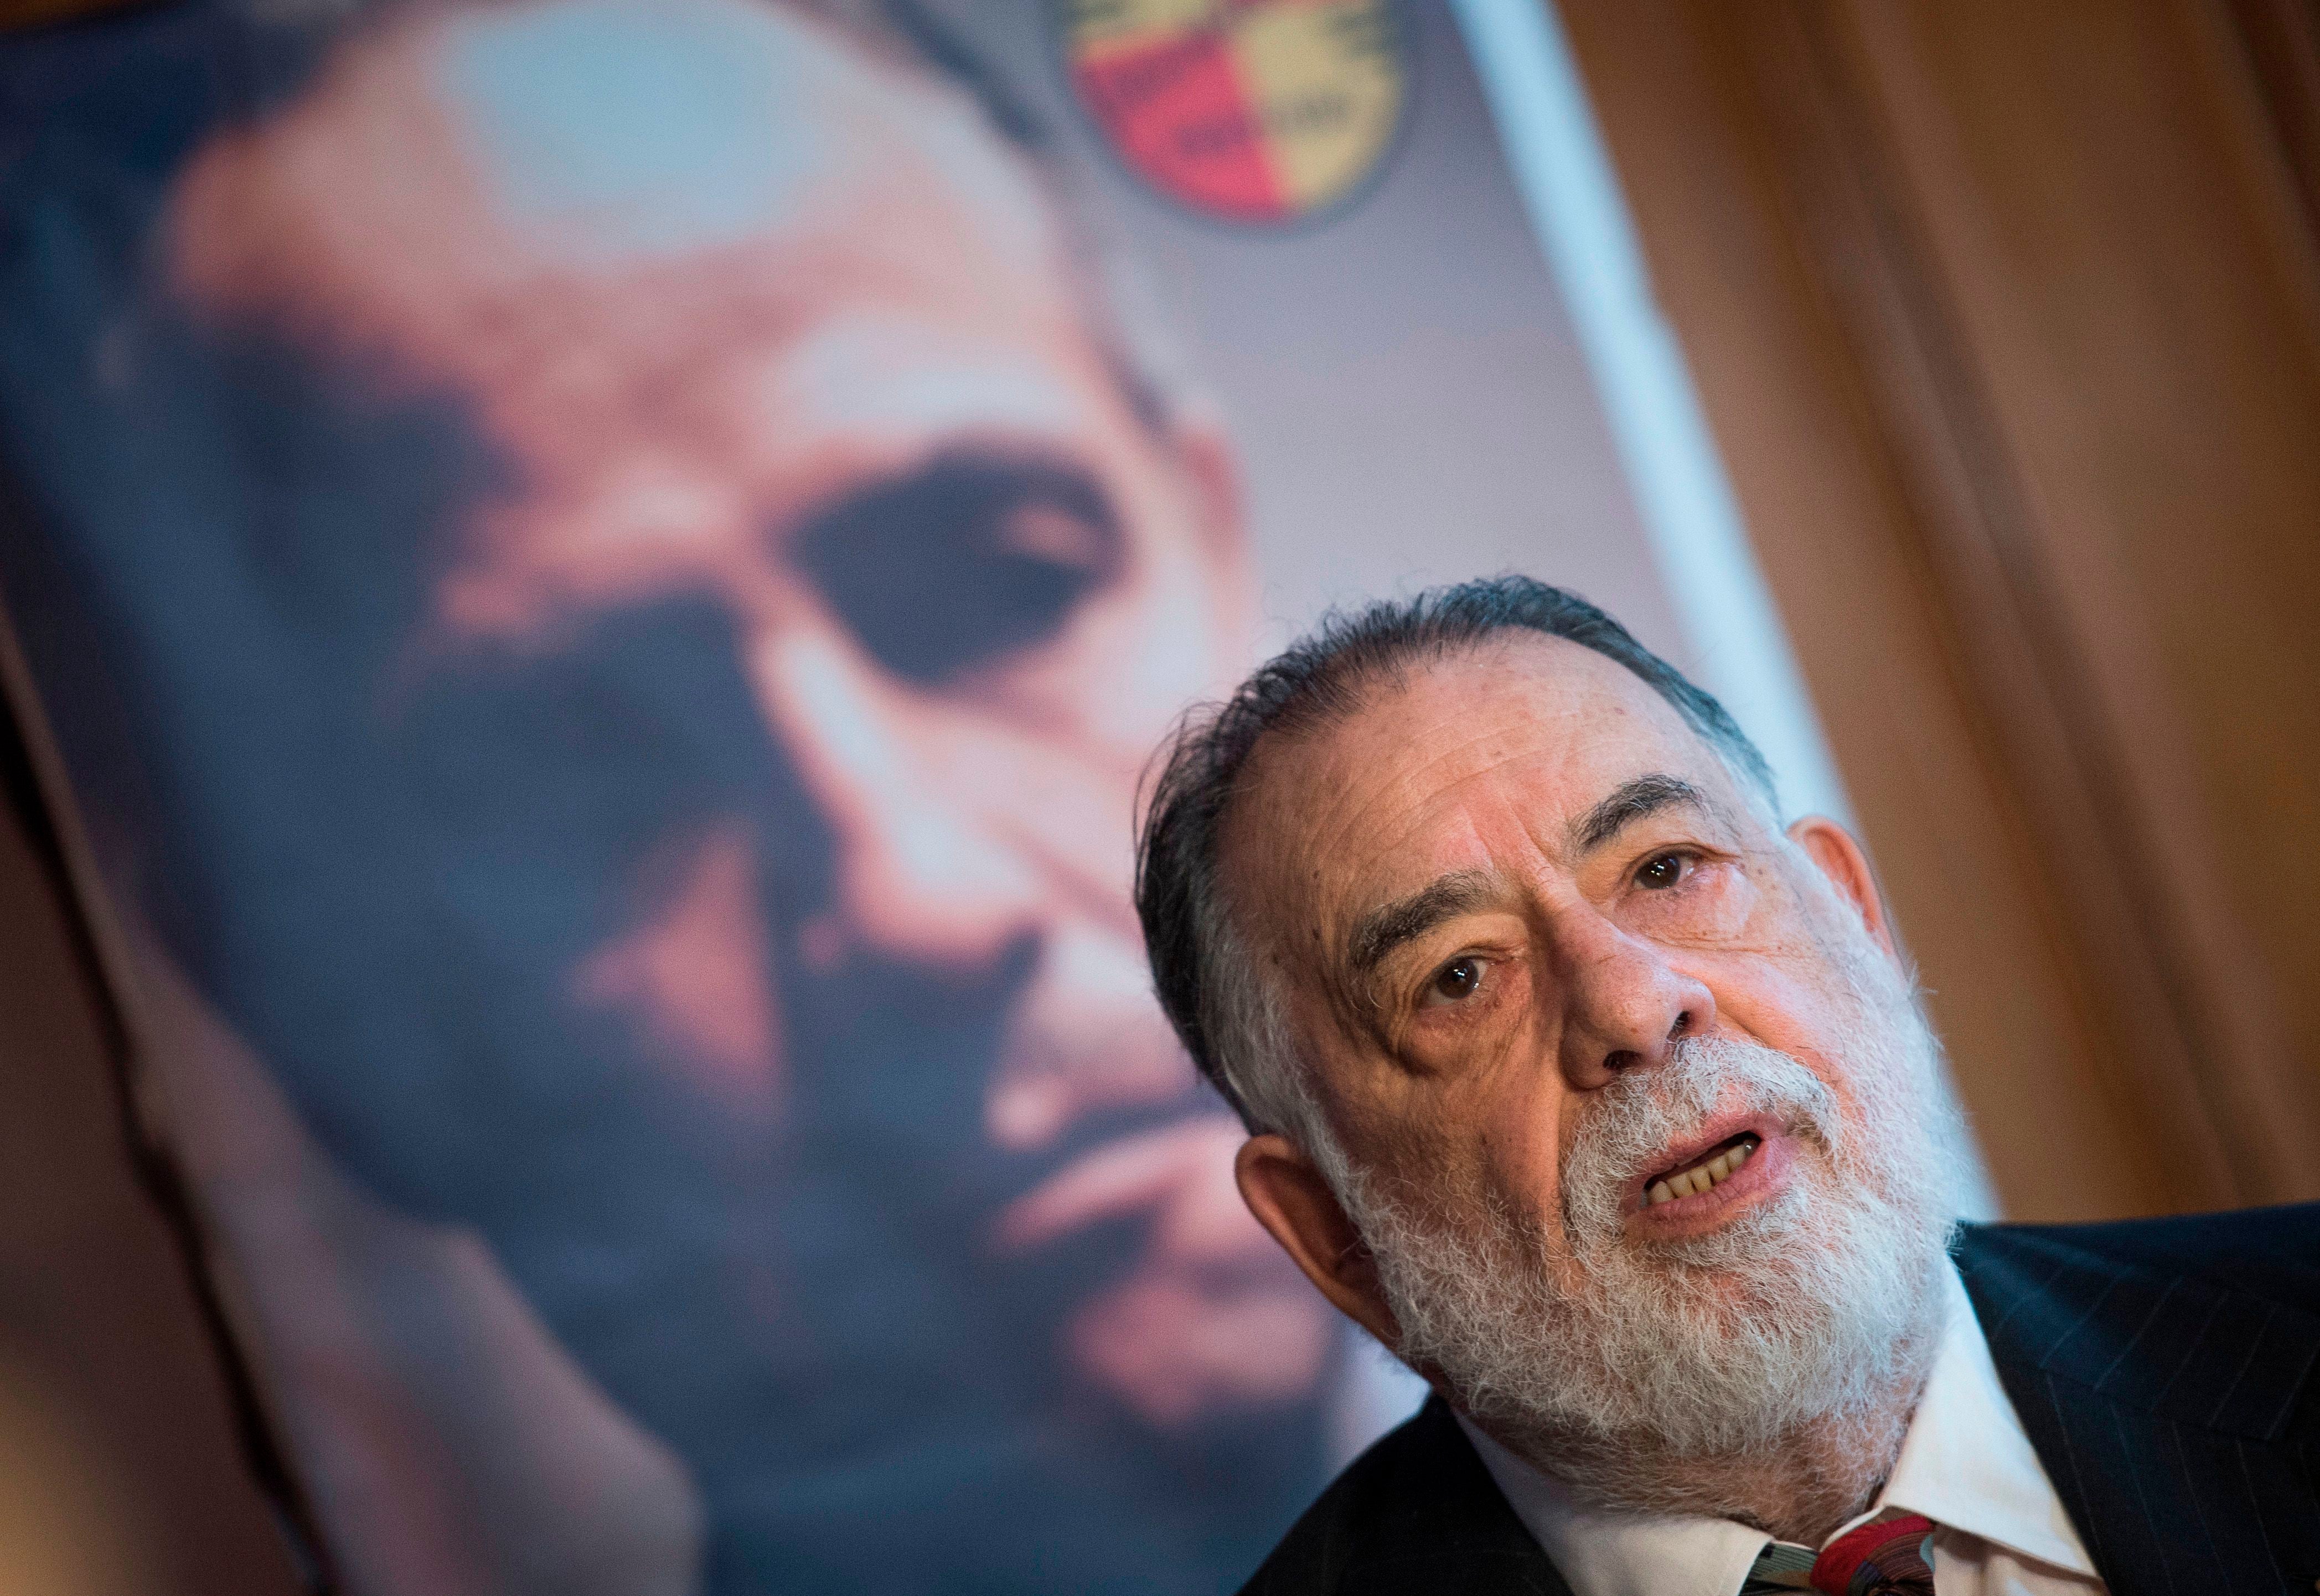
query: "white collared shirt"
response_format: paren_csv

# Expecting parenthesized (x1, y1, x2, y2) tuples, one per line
(1460, 1264, 2105, 1596)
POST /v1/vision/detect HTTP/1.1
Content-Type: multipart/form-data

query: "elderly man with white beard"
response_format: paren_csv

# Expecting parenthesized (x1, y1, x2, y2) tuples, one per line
(1134, 576, 2320, 1596)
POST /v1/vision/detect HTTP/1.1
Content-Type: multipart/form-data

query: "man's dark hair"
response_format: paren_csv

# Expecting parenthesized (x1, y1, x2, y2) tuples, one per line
(1133, 575, 1775, 1139)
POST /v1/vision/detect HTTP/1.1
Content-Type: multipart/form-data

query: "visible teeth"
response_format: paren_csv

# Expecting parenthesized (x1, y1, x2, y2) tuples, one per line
(1644, 1137, 1761, 1207)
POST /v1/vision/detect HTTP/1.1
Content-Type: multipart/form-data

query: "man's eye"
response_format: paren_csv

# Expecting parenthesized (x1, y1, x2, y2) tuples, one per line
(1428, 957, 1485, 1003)
(1635, 852, 1691, 890)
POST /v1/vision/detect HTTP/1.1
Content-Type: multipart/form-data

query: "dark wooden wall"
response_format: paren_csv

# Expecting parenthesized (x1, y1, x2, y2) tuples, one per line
(1565, 0, 2320, 1221)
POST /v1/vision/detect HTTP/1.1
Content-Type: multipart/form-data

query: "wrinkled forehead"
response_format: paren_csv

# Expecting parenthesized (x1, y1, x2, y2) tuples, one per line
(1217, 636, 1735, 960)
(167, 0, 1062, 355)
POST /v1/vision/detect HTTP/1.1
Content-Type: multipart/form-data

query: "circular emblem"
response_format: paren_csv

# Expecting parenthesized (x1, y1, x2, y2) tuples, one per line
(1062, 0, 1406, 226)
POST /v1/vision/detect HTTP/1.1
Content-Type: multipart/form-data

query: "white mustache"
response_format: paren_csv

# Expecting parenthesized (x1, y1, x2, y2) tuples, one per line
(1559, 1037, 1840, 1248)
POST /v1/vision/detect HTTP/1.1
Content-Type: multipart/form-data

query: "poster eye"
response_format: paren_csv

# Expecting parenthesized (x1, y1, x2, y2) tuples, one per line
(797, 454, 1124, 685)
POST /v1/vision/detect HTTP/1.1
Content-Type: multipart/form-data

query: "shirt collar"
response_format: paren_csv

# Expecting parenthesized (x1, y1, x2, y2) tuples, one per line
(1460, 1419, 1766, 1596)
(1459, 1261, 2098, 1596)
(1872, 1260, 2096, 1575)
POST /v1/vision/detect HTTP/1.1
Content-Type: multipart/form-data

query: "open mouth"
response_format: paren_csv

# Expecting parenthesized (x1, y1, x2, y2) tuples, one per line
(1642, 1133, 1763, 1208)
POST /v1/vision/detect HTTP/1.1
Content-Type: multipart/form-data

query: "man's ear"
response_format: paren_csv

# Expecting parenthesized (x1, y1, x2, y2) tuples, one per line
(1786, 815, 1899, 961)
(1234, 1133, 1401, 1351)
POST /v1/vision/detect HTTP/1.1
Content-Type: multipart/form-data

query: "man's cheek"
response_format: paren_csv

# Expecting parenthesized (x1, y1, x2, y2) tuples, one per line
(1705, 962, 1857, 1078)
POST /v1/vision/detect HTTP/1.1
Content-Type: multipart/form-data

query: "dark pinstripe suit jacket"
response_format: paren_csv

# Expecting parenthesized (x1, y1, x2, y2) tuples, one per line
(1241, 1205, 2320, 1596)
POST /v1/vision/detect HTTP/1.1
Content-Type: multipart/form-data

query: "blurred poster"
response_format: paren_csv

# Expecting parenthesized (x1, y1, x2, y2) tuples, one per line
(0, 1, 1678, 1592)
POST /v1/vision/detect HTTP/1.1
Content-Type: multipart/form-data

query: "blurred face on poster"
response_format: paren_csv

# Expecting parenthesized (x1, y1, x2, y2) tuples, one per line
(147, 0, 1334, 1581)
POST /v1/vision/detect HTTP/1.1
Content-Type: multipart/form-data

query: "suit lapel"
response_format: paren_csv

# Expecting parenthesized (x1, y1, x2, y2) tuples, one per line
(1956, 1224, 2320, 1596)
(1332, 1397, 1575, 1596)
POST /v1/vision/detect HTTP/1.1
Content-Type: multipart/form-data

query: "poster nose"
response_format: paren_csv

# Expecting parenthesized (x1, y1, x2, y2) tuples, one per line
(748, 627, 1044, 976)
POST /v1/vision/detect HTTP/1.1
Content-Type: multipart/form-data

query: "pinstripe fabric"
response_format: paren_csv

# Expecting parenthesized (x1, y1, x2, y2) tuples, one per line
(1239, 1394, 1575, 1596)
(1237, 1208, 2320, 1595)
(1955, 1208, 2320, 1596)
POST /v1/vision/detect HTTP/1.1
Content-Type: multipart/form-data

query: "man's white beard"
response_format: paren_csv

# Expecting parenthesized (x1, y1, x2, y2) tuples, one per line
(1337, 931, 1972, 1510)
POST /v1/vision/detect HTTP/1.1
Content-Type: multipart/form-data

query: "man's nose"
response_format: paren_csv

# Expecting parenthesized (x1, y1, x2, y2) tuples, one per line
(748, 629, 1043, 973)
(1551, 908, 1716, 1091)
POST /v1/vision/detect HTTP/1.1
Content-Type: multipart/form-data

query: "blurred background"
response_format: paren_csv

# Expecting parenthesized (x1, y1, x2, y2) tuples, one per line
(0, 1, 2314, 1592)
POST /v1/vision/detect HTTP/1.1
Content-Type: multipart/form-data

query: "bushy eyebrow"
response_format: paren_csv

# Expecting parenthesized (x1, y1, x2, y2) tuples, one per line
(1341, 777, 1718, 983)
(1346, 869, 1496, 978)
(1571, 773, 1711, 853)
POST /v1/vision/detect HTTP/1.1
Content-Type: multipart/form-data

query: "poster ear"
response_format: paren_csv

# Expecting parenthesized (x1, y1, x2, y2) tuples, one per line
(1167, 407, 1249, 567)
(1155, 407, 1257, 647)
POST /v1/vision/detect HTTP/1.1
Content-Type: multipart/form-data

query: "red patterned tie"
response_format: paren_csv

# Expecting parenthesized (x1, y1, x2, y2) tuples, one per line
(1809, 1513, 1937, 1595)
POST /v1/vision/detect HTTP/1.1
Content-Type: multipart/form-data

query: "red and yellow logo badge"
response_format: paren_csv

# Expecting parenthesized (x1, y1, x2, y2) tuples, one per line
(1063, 0, 1406, 226)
